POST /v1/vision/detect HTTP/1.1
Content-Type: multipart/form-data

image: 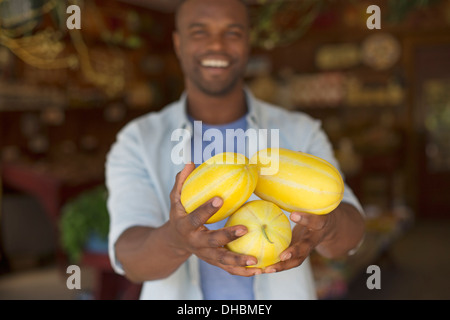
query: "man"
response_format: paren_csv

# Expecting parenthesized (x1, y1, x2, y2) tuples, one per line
(106, 0, 365, 299)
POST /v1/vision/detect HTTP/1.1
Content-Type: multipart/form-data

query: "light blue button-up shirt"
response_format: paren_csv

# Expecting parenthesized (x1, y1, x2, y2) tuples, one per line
(106, 89, 363, 300)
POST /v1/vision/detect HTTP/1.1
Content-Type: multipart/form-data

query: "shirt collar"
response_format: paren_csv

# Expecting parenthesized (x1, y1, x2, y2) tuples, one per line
(174, 87, 262, 131)
(244, 88, 261, 129)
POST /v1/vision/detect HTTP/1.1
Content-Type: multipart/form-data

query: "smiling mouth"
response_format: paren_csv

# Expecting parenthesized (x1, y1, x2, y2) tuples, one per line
(201, 59, 230, 68)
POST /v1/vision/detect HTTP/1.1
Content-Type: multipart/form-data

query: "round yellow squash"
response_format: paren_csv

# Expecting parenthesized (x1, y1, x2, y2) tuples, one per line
(225, 200, 292, 268)
(180, 152, 258, 224)
(250, 148, 344, 215)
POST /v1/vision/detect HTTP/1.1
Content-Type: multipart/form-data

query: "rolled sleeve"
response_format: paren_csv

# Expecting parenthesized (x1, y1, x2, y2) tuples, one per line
(106, 123, 165, 274)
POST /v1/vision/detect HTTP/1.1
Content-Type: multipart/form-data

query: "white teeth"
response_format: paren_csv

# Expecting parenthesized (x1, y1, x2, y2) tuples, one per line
(201, 59, 229, 68)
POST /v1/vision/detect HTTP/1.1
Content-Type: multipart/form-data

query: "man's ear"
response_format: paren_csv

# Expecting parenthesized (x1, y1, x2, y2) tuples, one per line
(173, 31, 181, 59)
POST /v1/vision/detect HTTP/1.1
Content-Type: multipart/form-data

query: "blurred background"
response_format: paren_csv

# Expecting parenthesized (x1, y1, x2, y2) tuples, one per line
(0, 0, 449, 300)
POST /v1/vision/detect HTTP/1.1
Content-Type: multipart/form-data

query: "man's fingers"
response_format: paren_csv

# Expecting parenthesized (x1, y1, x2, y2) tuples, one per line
(263, 246, 305, 273)
(170, 163, 196, 214)
(171, 163, 195, 200)
(264, 238, 310, 273)
(202, 225, 248, 248)
(263, 256, 303, 274)
(201, 247, 259, 269)
(225, 265, 262, 277)
(290, 211, 328, 231)
(187, 197, 223, 229)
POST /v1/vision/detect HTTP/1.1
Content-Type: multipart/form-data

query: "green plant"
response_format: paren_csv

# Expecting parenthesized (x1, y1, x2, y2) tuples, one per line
(59, 185, 109, 263)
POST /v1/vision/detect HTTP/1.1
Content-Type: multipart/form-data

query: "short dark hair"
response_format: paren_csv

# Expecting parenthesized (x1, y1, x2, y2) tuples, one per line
(174, 0, 250, 31)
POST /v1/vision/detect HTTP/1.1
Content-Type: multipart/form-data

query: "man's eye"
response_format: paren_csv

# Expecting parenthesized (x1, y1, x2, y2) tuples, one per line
(226, 30, 243, 38)
(191, 30, 206, 37)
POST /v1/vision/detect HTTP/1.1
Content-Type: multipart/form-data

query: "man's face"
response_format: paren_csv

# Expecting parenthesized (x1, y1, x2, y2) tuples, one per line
(173, 0, 250, 97)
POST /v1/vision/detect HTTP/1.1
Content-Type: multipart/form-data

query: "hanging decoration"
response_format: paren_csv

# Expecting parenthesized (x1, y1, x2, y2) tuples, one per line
(0, 0, 78, 69)
(0, 0, 125, 99)
(249, 0, 445, 50)
(68, 28, 125, 99)
(249, 0, 331, 50)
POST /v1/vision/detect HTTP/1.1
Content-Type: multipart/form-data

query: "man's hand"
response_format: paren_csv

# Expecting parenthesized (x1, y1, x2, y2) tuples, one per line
(262, 211, 332, 273)
(262, 203, 364, 274)
(167, 163, 262, 277)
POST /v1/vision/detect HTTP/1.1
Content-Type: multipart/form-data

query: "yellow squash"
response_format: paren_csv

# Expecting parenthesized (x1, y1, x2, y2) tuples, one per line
(180, 152, 258, 224)
(225, 200, 292, 268)
(250, 148, 344, 215)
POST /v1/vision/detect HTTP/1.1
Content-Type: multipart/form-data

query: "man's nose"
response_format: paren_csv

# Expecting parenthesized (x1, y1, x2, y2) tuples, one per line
(206, 33, 226, 51)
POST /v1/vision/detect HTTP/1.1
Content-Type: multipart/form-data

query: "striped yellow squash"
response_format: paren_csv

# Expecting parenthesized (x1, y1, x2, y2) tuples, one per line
(250, 148, 344, 215)
(225, 200, 292, 268)
(180, 152, 258, 224)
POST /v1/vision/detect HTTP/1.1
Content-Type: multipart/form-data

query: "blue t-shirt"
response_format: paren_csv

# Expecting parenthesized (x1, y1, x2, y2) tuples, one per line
(189, 114, 255, 300)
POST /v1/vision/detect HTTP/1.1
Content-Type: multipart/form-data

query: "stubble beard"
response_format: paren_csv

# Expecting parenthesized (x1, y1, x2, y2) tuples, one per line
(192, 74, 243, 97)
